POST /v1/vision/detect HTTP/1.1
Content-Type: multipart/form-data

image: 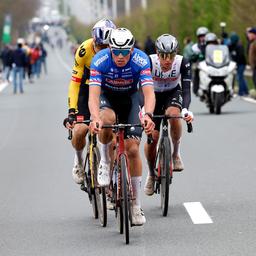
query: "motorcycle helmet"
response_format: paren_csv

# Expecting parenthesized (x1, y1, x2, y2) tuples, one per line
(205, 32, 218, 44)
(196, 27, 209, 37)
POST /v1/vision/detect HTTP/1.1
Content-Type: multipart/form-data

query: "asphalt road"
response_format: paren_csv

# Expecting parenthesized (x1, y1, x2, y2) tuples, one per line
(1, 29, 256, 256)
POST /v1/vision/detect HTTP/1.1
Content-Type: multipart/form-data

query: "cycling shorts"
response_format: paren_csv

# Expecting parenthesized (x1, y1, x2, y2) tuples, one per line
(100, 91, 142, 139)
(154, 86, 183, 131)
(77, 85, 90, 118)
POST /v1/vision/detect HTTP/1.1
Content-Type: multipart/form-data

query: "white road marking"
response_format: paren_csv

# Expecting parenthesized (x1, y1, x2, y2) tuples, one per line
(0, 82, 9, 92)
(55, 49, 71, 72)
(183, 202, 213, 224)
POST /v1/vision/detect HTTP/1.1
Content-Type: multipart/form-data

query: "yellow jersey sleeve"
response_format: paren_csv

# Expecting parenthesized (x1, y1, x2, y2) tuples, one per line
(68, 38, 95, 111)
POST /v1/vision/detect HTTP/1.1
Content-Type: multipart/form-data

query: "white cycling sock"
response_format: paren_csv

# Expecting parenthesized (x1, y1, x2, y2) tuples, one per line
(172, 138, 181, 157)
(99, 141, 111, 163)
(131, 176, 142, 207)
(74, 149, 84, 165)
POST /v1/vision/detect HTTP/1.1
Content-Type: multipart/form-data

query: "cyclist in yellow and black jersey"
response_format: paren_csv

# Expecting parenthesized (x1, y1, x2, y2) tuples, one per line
(63, 19, 116, 184)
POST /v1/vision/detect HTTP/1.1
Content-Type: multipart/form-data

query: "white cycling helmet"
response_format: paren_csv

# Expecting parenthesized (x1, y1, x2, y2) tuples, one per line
(92, 18, 116, 45)
(109, 28, 135, 49)
(196, 27, 209, 37)
(155, 34, 178, 53)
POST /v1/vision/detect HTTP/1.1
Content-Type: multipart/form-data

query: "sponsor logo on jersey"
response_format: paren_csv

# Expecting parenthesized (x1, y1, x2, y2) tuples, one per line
(72, 70, 78, 75)
(71, 76, 82, 83)
(132, 53, 147, 67)
(79, 46, 86, 57)
(90, 69, 100, 76)
(94, 54, 108, 67)
(140, 68, 151, 76)
(106, 78, 133, 86)
(153, 76, 178, 82)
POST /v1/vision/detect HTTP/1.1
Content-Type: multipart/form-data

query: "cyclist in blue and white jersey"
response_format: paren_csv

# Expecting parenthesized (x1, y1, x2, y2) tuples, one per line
(143, 34, 194, 196)
(88, 28, 155, 225)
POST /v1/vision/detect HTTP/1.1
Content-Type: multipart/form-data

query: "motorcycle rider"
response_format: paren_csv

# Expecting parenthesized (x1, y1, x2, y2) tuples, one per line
(204, 32, 219, 46)
(191, 27, 209, 95)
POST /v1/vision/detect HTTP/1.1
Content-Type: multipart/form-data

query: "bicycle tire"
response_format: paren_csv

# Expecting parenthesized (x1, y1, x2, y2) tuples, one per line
(160, 137, 171, 216)
(120, 154, 130, 244)
(84, 153, 99, 219)
(93, 147, 107, 227)
(118, 202, 124, 234)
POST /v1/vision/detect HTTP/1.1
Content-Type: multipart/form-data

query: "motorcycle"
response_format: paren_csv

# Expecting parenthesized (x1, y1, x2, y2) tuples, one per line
(198, 44, 236, 114)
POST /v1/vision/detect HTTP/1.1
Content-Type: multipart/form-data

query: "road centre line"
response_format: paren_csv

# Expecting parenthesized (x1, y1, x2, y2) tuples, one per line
(183, 202, 213, 224)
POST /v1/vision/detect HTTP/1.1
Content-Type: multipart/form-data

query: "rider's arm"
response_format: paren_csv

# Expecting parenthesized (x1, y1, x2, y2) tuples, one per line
(140, 66, 155, 114)
(88, 62, 103, 121)
(142, 85, 155, 115)
(180, 57, 192, 109)
(67, 42, 87, 113)
(88, 85, 101, 121)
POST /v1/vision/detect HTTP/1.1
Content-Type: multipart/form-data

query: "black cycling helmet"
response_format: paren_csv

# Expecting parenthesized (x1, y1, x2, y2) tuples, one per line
(155, 34, 178, 54)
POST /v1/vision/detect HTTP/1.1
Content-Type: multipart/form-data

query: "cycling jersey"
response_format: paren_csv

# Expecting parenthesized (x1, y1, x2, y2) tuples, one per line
(68, 38, 95, 113)
(89, 48, 153, 94)
(149, 54, 191, 109)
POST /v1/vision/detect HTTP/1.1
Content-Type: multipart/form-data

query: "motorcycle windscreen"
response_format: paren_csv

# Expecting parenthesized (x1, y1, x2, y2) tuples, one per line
(205, 45, 230, 68)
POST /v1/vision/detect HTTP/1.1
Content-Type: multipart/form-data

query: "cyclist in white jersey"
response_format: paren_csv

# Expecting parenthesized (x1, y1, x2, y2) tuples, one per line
(143, 34, 194, 196)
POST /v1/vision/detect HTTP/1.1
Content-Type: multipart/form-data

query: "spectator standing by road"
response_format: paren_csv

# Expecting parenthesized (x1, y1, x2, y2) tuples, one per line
(229, 32, 248, 96)
(247, 27, 256, 89)
(40, 43, 47, 75)
(0, 44, 13, 83)
(144, 35, 156, 55)
(12, 40, 27, 94)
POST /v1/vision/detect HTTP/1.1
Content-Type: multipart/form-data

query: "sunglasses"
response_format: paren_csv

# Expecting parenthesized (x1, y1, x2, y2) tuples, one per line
(112, 49, 131, 57)
(158, 52, 176, 60)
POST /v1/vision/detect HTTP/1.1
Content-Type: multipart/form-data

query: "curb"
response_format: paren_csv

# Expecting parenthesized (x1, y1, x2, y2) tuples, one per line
(242, 96, 256, 104)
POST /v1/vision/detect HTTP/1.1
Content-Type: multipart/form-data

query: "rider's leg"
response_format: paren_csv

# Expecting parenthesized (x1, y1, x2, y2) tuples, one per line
(166, 106, 184, 171)
(144, 130, 159, 176)
(71, 124, 89, 184)
(72, 124, 88, 163)
(97, 108, 115, 186)
(144, 130, 159, 196)
(125, 139, 146, 225)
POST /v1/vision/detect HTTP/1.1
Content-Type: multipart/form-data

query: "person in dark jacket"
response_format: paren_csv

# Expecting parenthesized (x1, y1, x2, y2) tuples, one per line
(12, 40, 27, 94)
(247, 27, 256, 89)
(229, 32, 248, 96)
(0, 44, 13, 82)
(144, 35, 156, 55)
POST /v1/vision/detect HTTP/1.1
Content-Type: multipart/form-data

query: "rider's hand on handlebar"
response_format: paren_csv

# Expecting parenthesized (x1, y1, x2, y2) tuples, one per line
(90, 119, 102, 134)
(181, 108, 194, 123)
(142, 114, 155, 135)
(63, 113, 76, 129)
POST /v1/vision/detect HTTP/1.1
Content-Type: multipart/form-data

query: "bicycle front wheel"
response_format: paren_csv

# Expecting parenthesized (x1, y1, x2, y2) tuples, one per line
(120, 154, 130, 244)
(84, 153, 98, 219)
(93, 147, 107, 227)
(159, 137, 171, 216)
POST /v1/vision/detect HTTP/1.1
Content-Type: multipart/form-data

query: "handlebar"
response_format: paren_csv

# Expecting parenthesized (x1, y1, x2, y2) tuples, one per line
(152, 115, 193, 133)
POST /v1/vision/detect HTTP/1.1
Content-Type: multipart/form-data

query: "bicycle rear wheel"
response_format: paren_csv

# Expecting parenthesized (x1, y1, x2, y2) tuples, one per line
(159, 137, 171, 216)
(93, 147, 107, 227)
(120, 154, 130, 244)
